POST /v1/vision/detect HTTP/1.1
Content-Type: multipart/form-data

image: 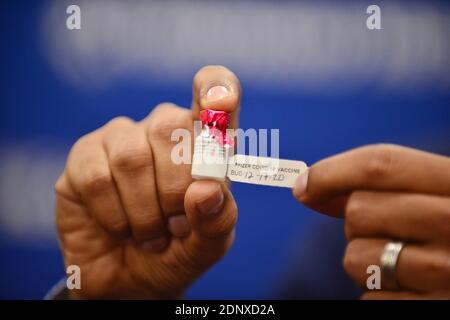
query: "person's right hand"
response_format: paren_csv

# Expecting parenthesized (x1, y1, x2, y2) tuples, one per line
(55, 66, 240, 299)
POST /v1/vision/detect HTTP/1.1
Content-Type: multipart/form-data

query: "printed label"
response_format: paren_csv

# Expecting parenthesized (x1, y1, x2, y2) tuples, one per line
(227, 155, 307, 188)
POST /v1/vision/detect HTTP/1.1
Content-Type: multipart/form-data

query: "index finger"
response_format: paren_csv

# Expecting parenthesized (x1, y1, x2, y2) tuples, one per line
(191, 65, 241, 129)
(294, 144, 450, 217)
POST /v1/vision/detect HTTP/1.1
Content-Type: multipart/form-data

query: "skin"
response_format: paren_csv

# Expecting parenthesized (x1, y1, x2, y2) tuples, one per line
(294, 144, 450, 299)
(55, 65, 240, 299)
(56, 65, 449, 299)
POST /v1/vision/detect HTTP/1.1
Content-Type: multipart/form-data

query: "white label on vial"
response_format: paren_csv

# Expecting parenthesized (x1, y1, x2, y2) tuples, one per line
(191, 127, 230, 181)
(227, 154, 307, 188)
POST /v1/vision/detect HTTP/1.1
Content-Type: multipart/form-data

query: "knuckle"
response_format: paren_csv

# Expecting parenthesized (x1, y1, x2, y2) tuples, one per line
(151, 102, 180, 117)
(54, 174, 67, 196)
(67, 133, 101, 170)
(70, 134, 95, 155)
(82, 170, 113, 195)
(149, 121, 177, 142)
(346, 192, 365, 218)
(343, 240, 361, 276)
(110, 146, 153, 172)
(106, 116, 134, 129)
(363, 144, 398, 179)
(54, 173, 77, 203)
(148, 105, 190, 141)
(345, 192, 366, 238)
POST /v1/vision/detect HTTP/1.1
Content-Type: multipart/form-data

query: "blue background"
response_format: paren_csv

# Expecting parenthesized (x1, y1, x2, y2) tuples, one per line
(0, 1, 449, 299)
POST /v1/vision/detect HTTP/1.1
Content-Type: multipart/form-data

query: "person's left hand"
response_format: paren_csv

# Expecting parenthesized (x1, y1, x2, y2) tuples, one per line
(293, 144, 450, 299)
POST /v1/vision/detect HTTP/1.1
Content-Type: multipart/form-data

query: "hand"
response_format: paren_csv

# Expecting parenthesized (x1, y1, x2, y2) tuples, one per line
(55, 66, 241, 299)
(293, 144, 450, 299)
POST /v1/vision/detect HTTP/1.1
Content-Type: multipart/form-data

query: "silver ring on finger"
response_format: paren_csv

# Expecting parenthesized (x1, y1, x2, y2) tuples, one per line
(380, 241, 405, 290)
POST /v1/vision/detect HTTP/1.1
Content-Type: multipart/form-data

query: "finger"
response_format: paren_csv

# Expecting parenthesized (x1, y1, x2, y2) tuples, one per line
(361, 291, 424, 300)
(183, 180, 238, 268)
(64, 131, 130, 237)
(343, 238, 450, 293)
(293, 144, 450, 217)
(143, 103, 194, 220)
(361, 290, 450, 300)
(345, 191, 450, 243)
(103, 117, 168, 249)
(191, 65, 241, 129)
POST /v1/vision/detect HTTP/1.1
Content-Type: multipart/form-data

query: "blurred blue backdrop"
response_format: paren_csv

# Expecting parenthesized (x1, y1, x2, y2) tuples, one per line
(0, 0, 449, 299)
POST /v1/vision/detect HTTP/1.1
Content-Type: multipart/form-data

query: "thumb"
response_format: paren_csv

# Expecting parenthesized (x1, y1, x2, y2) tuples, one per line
(183, 180, 238, 268)
(293, 167, 349, 218)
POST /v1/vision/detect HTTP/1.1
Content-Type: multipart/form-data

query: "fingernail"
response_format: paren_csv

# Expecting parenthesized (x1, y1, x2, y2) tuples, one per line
(197, 185, 224, 215)
(168, 215, 191, 238)
(204, 85, 230, 103)
(293, 169, 309, 199)
(141, 237, 168, 253)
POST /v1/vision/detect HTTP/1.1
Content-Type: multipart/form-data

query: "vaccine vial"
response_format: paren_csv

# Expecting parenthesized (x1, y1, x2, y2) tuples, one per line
(191, 109, 233, 181)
